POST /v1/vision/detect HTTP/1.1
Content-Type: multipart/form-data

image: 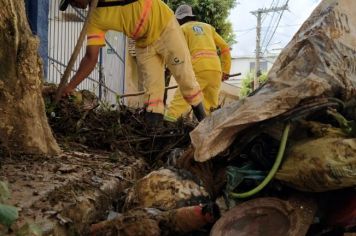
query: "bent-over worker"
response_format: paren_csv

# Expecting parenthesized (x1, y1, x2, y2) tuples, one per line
(59, 0, 206, 123)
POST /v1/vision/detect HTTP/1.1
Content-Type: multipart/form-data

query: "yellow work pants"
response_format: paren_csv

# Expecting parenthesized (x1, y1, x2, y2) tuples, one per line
(166, 70, 222, 119)
(136, 18, 202, 114)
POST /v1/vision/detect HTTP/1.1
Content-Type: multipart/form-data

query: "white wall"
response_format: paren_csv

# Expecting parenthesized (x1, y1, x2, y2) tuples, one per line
(226, 55, 278, 88)
(47, 1, 126, 104)
(101, 31, 126, 103)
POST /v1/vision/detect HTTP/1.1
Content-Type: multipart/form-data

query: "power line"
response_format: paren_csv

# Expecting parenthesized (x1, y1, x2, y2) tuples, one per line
(275, 31, 293, 37)
(270, 23, 300, 28)
(261, 10, 281, 49)
(251, 2, 288, 90)
(262, 0, 290, 55)
(236, 29, 255, 38)
(233, 23, 300, 33)
(261, 0, 280, 47)
(262, 0, 287, 51)
(261, 0, 277, 24)
(233, 27, 255, 32)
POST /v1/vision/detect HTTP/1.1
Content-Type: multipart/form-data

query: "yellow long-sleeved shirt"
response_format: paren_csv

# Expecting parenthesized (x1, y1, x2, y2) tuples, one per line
(86, 0, 174, 47)
(181, 21, 231, 74)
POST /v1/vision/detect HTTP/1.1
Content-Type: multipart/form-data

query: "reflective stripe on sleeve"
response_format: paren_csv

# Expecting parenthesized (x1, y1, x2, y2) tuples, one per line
(131, 0, 153, 39)
(87, 32, 105, 43)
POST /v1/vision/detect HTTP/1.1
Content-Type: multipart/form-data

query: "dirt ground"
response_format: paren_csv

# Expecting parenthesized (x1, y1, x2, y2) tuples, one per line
(0, 142, 149, 235)
(1, 89, 355, 235)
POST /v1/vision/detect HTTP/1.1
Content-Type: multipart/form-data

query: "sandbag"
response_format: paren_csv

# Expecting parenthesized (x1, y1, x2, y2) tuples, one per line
(123, 168, 209, 211)
(275, 136, 356, 192)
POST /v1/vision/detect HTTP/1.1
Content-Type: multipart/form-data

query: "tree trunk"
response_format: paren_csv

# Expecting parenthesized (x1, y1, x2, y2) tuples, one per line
(0, 0, 60, 155)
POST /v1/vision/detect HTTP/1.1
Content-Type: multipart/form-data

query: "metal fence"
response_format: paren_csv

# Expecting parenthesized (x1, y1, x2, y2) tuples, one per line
(47, 0, 126, 103)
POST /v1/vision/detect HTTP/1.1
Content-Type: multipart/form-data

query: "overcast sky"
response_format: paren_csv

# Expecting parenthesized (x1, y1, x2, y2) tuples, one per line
(228, 0, 322, 57)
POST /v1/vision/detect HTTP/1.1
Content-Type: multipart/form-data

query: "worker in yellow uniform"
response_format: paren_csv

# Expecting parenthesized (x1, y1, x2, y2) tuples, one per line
(165, 4, 231, 121)
(59, 0, 206, 123)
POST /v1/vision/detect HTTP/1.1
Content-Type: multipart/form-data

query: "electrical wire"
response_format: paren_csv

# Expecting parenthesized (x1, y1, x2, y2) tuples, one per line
(233, 27, 256, 32)
(261, 0, 280, 47)
(234, 24, 300, 32)
(236, 29, 255, 38)
(261, 0, 277, 24)
(261, 0, 282, 50)
(262, 0, 290, 55)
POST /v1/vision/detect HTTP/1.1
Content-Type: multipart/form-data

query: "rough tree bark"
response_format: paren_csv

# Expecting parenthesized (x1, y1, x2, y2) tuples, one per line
(0, 0, 60, 155)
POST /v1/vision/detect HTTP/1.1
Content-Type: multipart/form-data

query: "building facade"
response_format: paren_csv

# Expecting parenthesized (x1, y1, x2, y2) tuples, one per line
(226, 54, 278, 88)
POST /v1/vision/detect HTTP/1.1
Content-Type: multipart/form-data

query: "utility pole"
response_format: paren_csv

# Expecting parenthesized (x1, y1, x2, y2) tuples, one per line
(251, 4, 288, 90)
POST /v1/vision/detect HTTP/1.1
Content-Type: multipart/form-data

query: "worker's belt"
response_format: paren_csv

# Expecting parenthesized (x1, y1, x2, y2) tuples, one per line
(97, 0, 138, 7)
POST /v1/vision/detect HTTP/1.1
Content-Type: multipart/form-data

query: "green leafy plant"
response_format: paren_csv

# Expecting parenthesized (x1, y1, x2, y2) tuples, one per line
(239, 71, 268, 97)
(16, 223, 42, 236)
(0, 181, 18, 228)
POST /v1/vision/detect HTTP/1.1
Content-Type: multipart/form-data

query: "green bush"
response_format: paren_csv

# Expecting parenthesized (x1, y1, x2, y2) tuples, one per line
(164, 0, 237, 44)
(0, 181, 18, 228)
(239, 71, 268, 97)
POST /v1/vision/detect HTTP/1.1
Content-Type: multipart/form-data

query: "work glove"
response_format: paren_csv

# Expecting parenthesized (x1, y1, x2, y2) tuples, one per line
(221, 73, 229, 81)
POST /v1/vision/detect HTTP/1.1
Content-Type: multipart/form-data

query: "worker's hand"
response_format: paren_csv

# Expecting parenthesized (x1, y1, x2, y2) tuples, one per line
(61, 85, 75, 98)
(221, 73, 229, 81)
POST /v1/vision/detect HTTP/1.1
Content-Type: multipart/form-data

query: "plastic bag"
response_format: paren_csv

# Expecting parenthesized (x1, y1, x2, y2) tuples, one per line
(191, 0, 356, 162)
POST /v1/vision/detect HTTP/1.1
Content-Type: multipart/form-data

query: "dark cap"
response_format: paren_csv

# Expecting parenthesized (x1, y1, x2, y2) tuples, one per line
(59, 0, 70, 11)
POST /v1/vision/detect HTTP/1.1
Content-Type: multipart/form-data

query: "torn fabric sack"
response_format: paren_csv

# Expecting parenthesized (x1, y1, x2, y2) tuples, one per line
(190, 0, 356, 162)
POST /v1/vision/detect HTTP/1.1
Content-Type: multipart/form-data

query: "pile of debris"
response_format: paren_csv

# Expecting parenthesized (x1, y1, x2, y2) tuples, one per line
(43, 84, 195, 166)
(1, 0, 355, 235)
(188, 0, 356, 235)
(39, 85, 356, 235)
(71, 0, 356, 235)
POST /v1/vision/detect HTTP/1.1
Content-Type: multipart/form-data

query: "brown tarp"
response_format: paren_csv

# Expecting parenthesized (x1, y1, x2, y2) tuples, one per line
(191, 0, 356, 162)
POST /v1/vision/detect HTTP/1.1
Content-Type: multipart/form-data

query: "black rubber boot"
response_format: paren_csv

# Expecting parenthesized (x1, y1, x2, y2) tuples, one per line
(192, 102, 206, 122)
(144, 112, 164, 128)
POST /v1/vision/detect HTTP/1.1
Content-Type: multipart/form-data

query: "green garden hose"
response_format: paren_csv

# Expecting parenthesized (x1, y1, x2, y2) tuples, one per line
(230, 123, 291, 199)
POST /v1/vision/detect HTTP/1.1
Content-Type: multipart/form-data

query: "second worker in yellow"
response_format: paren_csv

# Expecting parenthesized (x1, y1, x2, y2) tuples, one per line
(165, 4, 232, 121)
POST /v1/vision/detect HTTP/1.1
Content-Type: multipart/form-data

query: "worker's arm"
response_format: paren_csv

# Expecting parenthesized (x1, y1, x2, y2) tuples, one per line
(64, 45, 100, 94)
(213, 30, 232, 80)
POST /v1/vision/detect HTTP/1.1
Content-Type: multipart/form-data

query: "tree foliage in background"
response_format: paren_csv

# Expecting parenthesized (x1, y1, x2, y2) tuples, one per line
(164, 0, 237, 45)
(239, 72, 268, 97)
